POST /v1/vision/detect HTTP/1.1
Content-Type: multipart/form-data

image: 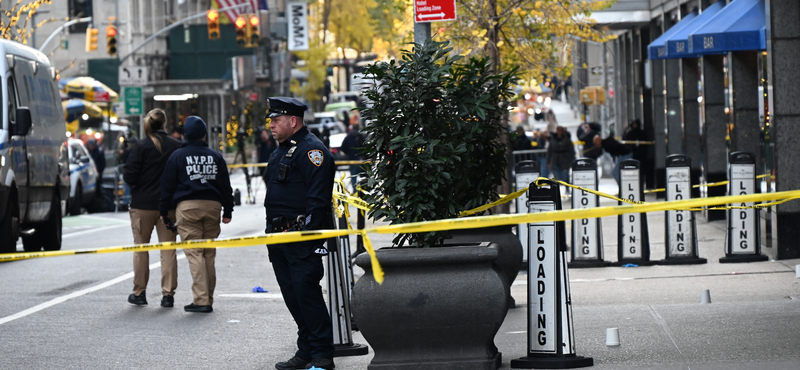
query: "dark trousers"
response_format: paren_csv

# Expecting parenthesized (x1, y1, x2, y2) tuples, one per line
(268, 242, 334, 360)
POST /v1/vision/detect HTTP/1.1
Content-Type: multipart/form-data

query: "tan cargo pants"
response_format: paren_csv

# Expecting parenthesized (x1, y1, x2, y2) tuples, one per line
(176, 199, 222, 306)
(130, 209, 177, 296)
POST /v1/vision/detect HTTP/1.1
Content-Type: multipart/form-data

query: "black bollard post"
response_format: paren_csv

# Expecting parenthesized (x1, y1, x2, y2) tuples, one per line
(515, 160, 539, 268)
(720, 151, 769, 263)
(326, 210, 369, 357)
(659, 155, 707, 265)
(613, 159, 654, 266)
(569, 158, 610, 268)
(511, 179, 594, 369)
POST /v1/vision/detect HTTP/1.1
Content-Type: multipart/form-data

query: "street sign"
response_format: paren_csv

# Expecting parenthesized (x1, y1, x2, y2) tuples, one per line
(123, 86, 143, 115)
(287, 2, 309, 51)
(119, 66, 148, 86)
(414, 0, 456, 23)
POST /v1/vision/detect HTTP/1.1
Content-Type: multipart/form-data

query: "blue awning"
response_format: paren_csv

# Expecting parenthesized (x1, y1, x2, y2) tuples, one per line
(647, 11, 698, 60)
(690, 0, 766, 55)
(664, 1, 725, 58)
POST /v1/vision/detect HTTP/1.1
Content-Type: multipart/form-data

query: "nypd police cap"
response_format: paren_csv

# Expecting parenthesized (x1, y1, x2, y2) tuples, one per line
(266, 97, 307, 118)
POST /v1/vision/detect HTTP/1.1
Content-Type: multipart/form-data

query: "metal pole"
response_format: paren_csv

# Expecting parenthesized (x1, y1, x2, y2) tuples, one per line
(413, 22, 430, 45)
(119, 3, 249, 63)
(39, 16, 93, 53)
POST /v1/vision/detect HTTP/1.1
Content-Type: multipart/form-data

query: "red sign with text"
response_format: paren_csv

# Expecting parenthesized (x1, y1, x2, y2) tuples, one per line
(415, 0, 456, 23)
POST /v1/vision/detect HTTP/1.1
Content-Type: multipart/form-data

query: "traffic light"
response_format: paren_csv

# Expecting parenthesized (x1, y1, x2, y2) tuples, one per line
(235, 15, 247, 47)
(247, 14, 260, 47)
(207, 9, 220, 39)
(85, 27, 98, 52)
(106, 25, 117, 56)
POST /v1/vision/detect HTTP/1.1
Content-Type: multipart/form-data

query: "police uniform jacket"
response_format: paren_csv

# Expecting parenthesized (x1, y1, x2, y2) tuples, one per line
(264, 126, 335, 233)
(159, 141, 234, 219)
(124, 131, 182, 210)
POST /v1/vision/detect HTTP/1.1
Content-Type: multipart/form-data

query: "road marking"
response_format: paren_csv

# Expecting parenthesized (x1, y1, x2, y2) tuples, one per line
(0, 254, 186, 326)
(16, 224, 127, 248)
(63, 224, 127, 238)
(649, 305, 689, 367)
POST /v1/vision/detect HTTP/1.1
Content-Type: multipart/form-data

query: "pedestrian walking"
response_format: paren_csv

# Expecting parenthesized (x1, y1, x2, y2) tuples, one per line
(623, 119, 648, 164)
(263, 97, 336, 370)
(159, 116, 234, 313)
(86, 138, 106, 179)
(340, 123, 366, 190)
(579, 122, 603, 159)
(592, 134, 633, 185)
(117, 133, 138, 206)
(256, 128, 276, 181)
(124, 109, 182, 307)
(547, 126, 575, 185)
(170, 125, 185, 142)
(512, 126, 532, 151)
(533, 130, 549, 178)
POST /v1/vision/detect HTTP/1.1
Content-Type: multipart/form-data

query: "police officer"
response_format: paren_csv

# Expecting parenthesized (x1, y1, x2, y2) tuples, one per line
(264, 97, 336, 370)
(159, 116, 234, 313)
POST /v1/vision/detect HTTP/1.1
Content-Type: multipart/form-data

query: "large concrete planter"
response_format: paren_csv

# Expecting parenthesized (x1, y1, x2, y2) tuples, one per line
(353, 245, 509, 370)
(448, 225, 523, 309)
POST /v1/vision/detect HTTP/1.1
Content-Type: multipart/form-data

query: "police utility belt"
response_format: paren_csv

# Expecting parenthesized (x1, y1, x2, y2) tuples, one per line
(270, 215, 307, 233)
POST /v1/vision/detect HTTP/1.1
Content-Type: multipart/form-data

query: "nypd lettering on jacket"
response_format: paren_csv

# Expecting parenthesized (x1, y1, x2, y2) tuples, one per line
(185, 155, 218, 183)
(158, 141, 235, 219)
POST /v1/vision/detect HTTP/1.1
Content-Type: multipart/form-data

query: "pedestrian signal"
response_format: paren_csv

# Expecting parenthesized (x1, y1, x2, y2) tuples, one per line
(85, 27, 98, 52)
(106, 26, 117, 56)
(207, 10, 220, 40)
(235, 16, 247, 47)
(247, 14, 260, 47)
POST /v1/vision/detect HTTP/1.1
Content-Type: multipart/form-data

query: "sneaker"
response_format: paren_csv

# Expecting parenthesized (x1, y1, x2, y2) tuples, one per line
(161, 295, 174, 308)
(128, 292, 147, 306)
(183, 303, 212, 313)
(275, 356, 310, 370)
(305, 358, 335, 370)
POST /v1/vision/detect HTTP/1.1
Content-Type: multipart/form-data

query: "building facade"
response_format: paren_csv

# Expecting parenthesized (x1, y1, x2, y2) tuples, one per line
(587, 0, 800, 259)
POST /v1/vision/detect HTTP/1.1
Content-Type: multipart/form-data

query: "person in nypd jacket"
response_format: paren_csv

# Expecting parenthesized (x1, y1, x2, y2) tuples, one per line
(159, 116, 234, 313)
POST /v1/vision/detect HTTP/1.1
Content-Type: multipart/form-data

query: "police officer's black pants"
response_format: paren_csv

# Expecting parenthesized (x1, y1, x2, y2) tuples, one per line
(268, 242, 334, 360)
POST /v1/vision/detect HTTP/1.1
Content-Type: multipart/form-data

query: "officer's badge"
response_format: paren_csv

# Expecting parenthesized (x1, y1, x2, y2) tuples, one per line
(308, 149, 324, 167)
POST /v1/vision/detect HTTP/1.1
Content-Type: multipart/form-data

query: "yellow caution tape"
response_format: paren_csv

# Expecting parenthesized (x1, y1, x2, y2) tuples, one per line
(542, 178, 642, 205)
(617, 140, 654, 145)
(368, 189, 800, 235)
(359, 230, 383, 283)
(0, 229, 351, 263)
(228, 163, 269, 169)
(459, 187, 530, 217)
(644, 174, 775, 194)
(333, 192, 372, 212)
(228, 160, 367, 169)
(335, 160, 368, 165)
(6, 180, 798, 287)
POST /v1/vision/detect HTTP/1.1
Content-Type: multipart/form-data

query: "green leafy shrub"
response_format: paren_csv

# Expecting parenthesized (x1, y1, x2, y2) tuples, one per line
(359, 40, 518, 247)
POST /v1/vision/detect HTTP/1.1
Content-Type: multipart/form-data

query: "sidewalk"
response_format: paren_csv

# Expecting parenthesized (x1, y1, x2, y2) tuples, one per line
(330, 177, 800, 369)
(226, 124, 800, 369)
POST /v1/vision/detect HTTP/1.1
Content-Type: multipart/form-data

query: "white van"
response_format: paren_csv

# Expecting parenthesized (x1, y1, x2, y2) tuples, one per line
(0, 40, 69, 252)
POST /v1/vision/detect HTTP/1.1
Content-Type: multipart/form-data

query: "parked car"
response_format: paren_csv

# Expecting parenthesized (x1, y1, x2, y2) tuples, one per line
(329, 91, 360, 104)
(0, 39, 70, 252)
(324, 101, 360, 126)
(311, 112, 347, 135)
(67, 139, 99, 215)
(329, 132, 347, 158)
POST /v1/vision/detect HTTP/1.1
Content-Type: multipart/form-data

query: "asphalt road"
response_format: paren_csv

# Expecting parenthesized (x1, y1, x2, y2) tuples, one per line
(4, 162, 800, 370)
(1, 173, 328, 369)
